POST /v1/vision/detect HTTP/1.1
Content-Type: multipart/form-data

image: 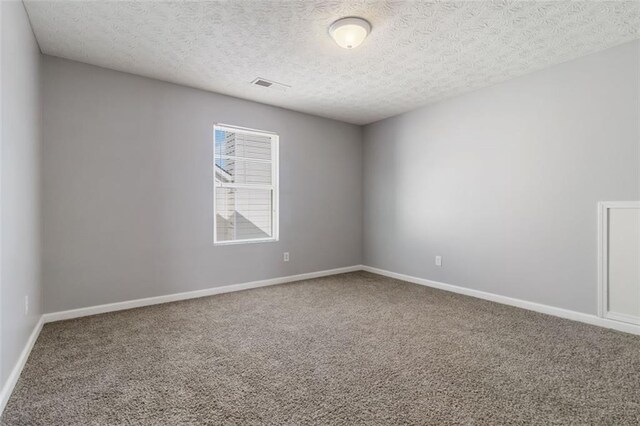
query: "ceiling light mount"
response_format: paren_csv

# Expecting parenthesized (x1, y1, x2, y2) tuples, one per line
(329, 17, 371, 49)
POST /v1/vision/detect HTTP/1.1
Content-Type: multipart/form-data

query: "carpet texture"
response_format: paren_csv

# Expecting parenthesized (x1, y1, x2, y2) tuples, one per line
(3, 271, 640, 425)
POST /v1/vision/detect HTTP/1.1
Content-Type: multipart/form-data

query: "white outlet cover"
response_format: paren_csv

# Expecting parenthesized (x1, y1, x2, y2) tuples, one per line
(435, 256, 442, 266)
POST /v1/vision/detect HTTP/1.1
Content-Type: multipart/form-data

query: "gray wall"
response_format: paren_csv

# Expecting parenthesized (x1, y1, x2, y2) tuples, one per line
(363, 40, 639, 315)
(42, 56, 362, 313)
(1, 1, 42, 385)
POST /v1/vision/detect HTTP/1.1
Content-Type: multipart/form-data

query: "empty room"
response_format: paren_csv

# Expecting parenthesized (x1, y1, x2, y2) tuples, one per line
(1, 0, 639, 424)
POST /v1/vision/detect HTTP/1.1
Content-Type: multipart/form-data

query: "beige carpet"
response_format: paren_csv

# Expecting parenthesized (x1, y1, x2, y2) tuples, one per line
(3, 271, 640, 425)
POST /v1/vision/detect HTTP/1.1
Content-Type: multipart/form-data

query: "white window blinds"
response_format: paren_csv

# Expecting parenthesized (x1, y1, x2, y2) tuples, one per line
(213, 125, 279, 244)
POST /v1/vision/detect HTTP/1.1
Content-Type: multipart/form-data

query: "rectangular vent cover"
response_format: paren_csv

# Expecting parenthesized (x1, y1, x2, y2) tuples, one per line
(254, 79, 272, 87)
(251, 78, 290, 91)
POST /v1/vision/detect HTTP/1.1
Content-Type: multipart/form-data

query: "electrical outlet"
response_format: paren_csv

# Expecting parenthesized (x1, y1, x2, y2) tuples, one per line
(24, 295, 29, 315)
(435, 256, 442, 267)
(283, 252, 290, 262)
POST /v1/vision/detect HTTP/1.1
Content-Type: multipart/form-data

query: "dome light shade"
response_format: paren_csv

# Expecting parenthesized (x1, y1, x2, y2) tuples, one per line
(329, 17, 371, 49)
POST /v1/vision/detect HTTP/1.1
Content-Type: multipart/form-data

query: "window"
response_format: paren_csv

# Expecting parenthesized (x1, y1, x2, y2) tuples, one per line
(213, 124, 279, 244)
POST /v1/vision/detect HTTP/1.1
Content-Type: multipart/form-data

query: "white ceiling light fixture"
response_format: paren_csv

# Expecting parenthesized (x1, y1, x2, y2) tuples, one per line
(329, 17, 371, 49)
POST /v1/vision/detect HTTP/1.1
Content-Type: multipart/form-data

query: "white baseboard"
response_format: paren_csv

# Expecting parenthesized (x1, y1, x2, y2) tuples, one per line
(361, 265, 640, 336)
(42, 265, 362, 323)
(0, 316, 44, 414)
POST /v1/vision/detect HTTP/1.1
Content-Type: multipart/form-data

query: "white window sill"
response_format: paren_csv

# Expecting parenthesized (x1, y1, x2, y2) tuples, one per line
(214, 237, 278, 246)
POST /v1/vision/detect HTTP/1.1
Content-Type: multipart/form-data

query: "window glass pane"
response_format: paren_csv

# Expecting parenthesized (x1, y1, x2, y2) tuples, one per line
(215, 129, 271, 161)
(214, 159, 272, 185)
(215, 188, 273, 242)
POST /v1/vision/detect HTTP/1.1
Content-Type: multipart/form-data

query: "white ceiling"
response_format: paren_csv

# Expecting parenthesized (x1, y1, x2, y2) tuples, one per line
(24, 1, 640, 125)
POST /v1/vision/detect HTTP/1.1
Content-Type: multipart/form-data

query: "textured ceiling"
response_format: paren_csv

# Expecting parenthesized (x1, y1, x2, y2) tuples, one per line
(24, 1, 640, 125)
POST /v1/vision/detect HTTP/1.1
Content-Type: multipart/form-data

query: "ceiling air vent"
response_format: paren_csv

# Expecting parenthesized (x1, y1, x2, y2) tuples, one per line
(251, 78, 290, 92)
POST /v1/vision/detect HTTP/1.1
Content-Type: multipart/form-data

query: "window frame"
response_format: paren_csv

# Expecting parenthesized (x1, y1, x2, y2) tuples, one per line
(213, 124, 279, 245)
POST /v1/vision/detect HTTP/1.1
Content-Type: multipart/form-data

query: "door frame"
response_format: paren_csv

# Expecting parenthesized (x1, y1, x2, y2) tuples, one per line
(597, 201, 640, 323)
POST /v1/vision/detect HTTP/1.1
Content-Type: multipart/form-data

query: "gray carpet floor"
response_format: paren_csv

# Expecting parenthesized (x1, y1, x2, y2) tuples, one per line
(3, 271, 640, 425)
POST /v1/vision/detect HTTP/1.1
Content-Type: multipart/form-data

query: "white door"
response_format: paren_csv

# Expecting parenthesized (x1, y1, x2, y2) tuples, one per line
(600, 202, 640, 325)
